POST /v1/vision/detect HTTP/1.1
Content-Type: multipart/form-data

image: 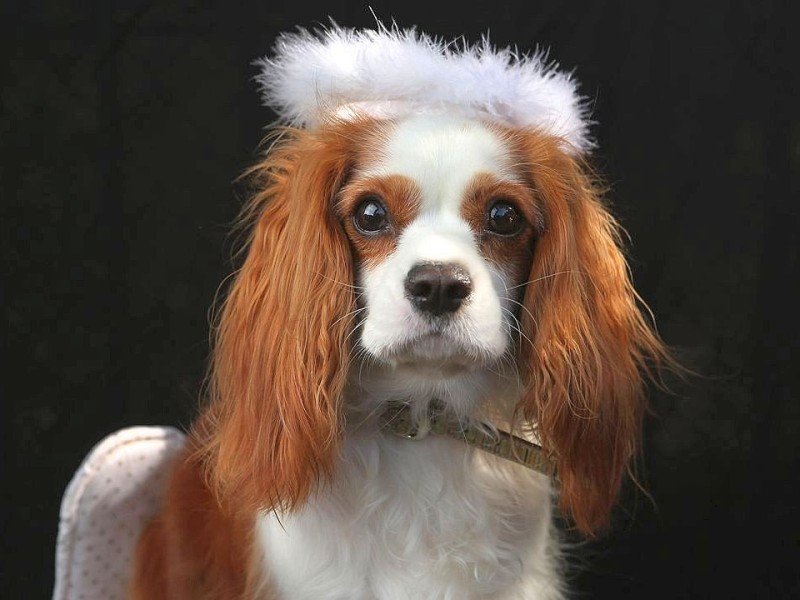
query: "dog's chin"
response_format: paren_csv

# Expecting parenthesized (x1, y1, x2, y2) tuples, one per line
(382, 332, 502, 376)
(352, 330, 510, 421)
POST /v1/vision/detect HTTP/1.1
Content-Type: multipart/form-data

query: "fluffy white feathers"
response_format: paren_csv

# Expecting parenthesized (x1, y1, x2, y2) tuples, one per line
(255, 24, 592, 153)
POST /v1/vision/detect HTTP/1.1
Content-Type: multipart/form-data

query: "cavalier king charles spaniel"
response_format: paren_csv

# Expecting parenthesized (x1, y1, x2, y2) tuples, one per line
(130, 25, 670, 600)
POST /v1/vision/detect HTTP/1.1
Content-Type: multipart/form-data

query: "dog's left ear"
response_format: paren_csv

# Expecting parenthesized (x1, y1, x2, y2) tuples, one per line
(514, 133, 670, 536)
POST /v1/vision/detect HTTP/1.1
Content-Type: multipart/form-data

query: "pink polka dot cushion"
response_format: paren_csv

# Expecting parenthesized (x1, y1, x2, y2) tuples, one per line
(53, 427, 186, 600)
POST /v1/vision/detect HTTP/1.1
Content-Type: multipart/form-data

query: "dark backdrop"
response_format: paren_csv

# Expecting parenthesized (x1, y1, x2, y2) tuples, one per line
(3, 1, 798, 598)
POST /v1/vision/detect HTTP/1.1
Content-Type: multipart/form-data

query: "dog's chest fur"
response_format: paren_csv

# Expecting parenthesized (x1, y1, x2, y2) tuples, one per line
(255, 433, 562, 600)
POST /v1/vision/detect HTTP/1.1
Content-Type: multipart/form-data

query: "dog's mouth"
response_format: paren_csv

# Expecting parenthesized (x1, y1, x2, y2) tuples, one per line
(388, 330, 489, 373)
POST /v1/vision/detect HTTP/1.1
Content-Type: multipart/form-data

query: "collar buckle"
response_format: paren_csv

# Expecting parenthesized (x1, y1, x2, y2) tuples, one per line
(381, 403, 430, 440)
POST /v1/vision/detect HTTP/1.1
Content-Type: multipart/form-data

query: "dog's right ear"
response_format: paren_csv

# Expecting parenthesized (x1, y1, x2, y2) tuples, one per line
(194, 120, 376, 515)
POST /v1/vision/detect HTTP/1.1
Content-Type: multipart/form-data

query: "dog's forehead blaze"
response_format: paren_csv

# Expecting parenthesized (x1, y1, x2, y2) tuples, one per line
(377, 116, 515, 216)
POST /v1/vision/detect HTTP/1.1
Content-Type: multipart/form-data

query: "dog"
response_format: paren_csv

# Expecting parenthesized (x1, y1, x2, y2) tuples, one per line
(130, 25, 669, 599)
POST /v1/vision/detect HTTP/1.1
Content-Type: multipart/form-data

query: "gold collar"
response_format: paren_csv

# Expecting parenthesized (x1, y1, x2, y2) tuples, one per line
(380, 402, 556, 477)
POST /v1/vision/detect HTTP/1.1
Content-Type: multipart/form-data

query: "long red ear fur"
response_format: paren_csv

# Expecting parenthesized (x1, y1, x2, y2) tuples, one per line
(193, 122, 365, 516)
(514, 132, 671, 536)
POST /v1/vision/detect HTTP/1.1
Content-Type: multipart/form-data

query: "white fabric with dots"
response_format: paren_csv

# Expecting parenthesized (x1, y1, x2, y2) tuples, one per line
(53, 426, 186, 600)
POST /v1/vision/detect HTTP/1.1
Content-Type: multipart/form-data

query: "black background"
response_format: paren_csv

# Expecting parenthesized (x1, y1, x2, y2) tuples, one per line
(3, 1, 798, 598)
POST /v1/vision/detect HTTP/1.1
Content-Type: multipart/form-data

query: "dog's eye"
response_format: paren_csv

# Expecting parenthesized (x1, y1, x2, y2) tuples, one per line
(486, 199, 525, 236)
(353, 196, 390, 234)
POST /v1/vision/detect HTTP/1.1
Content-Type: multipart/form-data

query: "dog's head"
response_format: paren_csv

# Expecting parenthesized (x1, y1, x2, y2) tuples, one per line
(195, 26, 670, 536)
(340, 115, 539, 422)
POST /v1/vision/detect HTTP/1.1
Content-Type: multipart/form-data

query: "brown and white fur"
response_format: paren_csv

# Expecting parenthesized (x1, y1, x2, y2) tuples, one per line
(130, 112, 668, 599)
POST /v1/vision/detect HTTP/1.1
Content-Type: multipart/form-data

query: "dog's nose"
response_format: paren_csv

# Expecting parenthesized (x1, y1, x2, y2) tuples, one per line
(404, 262, 472, 316)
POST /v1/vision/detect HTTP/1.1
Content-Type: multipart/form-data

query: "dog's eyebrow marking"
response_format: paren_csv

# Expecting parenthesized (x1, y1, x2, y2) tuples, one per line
(337, 174, 423, 268)
(339, 174, 422, 230)
(458, 171, 540, 289)
(460, 172, 544, 236)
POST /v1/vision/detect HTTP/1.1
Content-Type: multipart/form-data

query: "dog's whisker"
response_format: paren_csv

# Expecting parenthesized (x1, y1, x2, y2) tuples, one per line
(501, 306, 536, 353)
(317, 271, 366, 292)
(332, 306, 369, 329)
(504, 270, 578, 292)
(343, 319, 367, 346)
(503, 296, 537, 327)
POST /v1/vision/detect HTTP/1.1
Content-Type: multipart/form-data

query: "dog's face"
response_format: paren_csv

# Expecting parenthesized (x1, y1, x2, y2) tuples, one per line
(203, 113, 668, 535)
(338, 115, 537, 415)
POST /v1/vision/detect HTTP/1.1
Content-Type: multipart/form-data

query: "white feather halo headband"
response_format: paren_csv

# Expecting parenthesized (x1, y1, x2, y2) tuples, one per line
(255, 24, 593, 153)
